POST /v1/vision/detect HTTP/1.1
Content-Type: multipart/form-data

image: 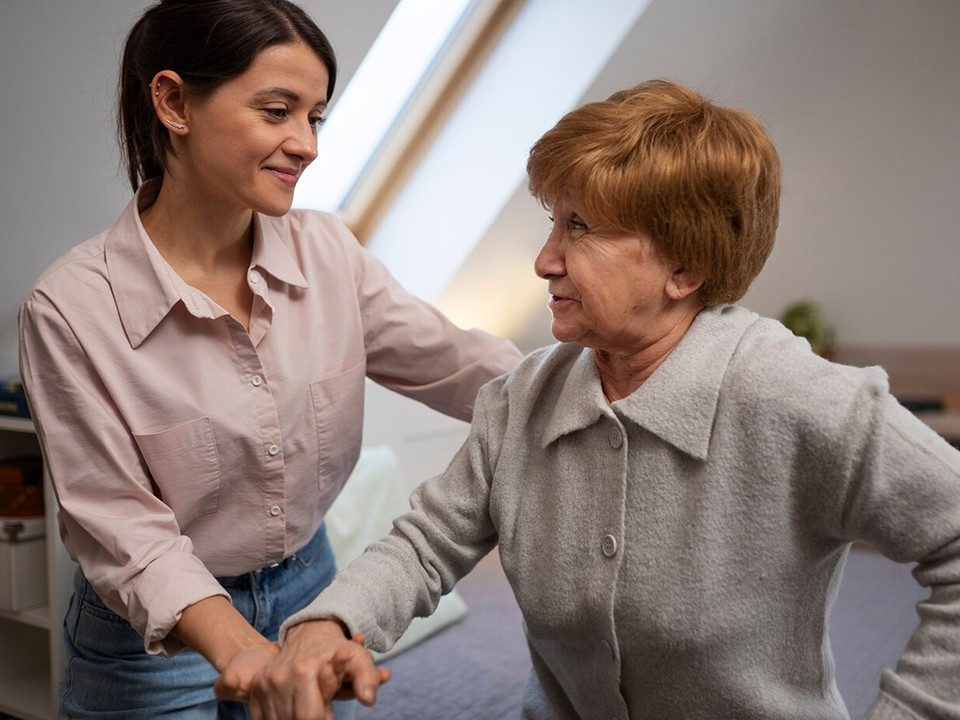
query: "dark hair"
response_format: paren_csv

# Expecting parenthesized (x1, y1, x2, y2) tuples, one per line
(527, 79, 781, 305)
(118, 0, 337, 191)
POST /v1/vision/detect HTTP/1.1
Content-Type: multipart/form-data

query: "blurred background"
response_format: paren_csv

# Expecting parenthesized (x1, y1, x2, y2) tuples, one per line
(1, 0, 958, 369)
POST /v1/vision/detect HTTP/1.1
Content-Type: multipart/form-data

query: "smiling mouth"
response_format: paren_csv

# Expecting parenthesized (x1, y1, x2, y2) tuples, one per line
(266, 167, 299, 187)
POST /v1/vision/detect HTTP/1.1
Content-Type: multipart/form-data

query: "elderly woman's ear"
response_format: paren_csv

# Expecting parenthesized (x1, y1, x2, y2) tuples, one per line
(665, 267, 705, 302)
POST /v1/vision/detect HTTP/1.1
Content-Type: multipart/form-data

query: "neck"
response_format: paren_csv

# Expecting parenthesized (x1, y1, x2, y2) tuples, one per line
(140, 177, 254, 275)
(595, 303, 704, 402)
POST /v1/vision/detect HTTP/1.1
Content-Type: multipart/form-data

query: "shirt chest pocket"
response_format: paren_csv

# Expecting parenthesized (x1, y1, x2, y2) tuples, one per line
(133, 417, 222, 526)
(310, 357, 365, 503)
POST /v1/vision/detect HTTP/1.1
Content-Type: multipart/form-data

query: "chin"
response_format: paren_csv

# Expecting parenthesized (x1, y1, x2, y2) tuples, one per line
(550, 323, 579, 345)
(254, 198, 296, 217)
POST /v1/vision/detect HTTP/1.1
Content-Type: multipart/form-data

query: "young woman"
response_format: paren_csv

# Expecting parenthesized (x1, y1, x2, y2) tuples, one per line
(18, 1, 521, 718)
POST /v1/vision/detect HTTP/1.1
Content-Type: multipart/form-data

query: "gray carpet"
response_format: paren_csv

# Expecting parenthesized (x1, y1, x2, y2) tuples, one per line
(358, 545, 926, 719)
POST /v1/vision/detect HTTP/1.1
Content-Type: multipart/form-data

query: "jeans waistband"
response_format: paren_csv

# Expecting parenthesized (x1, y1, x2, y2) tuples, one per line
(216, 522, 328, 588)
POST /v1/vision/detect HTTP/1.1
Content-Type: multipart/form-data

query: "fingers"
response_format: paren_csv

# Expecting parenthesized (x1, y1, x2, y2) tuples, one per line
(328, 640, 387, 706)
(215, 643, 280, 703)
(249, 657, 333, 720)
(240, 623, 390, 717)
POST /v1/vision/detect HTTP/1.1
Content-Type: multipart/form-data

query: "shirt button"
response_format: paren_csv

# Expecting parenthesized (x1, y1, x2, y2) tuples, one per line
(249, 271, 260, 285)
(268, 444, 280, 456)
(269, 505, 282, 517)
(601, 534, 619, 557)
(251, 375, 263, 387)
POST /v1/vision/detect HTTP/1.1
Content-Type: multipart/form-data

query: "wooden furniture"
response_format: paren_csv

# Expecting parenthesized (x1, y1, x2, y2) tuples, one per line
(833, 345, 960, 405)
(833, 345, 960, 447)
(0, 417, 75, 720)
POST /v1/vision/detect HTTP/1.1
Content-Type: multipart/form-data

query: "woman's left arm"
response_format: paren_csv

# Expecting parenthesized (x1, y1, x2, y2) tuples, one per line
(343, 221, 522, 421)
(840, 389, 960, 719)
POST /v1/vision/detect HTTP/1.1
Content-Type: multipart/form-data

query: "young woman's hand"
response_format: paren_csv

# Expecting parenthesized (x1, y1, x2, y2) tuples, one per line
(217, 619, 391, 720)
(214, 642, 282, 703)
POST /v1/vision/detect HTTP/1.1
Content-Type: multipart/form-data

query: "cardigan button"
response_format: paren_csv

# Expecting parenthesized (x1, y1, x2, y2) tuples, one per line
(607, 425, 623, 448)
(601, 534, 618, 557)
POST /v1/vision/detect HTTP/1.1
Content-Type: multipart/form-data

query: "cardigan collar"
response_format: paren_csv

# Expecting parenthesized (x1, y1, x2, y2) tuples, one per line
(106, 180, 308, 348)
(542, 305, 758, 460)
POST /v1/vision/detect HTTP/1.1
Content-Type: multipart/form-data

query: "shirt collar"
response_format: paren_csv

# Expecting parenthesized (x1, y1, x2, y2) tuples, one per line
(250, 213, 308, 289)
(542, 305, 758, 460)
(106, 181, 183, 348)
(107, 181, 308, 348)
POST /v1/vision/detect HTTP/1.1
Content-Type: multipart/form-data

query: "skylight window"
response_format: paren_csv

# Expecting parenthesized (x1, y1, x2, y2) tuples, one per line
(294, 0, 476, 212)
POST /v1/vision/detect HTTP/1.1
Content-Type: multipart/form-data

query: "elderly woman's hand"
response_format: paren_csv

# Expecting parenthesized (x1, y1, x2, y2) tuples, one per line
(217, 619, 390, 720)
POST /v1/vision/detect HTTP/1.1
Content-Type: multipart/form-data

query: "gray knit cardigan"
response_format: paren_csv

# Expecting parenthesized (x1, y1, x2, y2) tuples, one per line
(285, 304, 960, 719)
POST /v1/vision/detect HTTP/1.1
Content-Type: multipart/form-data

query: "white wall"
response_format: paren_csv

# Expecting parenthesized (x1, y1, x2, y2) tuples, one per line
(626, 0, 960, 348)
(3, 0, 959, 377)
(441, 0, 960, 352)
(0, 0, 399, 376)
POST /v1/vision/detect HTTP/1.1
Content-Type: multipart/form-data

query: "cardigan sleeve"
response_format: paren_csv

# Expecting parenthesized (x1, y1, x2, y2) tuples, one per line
(279, 380, 504, 651)
(835, 383, 960, 719)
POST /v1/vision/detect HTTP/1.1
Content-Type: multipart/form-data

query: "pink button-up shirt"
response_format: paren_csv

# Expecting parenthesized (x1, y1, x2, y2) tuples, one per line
(18, 181, 521, 654)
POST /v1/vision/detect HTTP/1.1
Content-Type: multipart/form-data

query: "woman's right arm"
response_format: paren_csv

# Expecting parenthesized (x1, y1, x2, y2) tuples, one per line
(18, 297, 232, 656)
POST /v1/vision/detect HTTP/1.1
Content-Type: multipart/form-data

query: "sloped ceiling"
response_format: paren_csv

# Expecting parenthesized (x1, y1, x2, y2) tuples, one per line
(437, 0, 960, 352)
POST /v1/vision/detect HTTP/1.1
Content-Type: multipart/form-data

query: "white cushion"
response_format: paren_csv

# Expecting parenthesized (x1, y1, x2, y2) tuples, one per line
(325, 446, 468, 661)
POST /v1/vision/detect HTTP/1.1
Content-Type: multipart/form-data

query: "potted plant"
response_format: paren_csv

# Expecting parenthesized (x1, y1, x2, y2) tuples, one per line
(779, 299, 836, 358)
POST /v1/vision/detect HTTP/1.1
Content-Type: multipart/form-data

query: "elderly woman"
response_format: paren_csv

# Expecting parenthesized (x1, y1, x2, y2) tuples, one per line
(219, 79, 960, 720)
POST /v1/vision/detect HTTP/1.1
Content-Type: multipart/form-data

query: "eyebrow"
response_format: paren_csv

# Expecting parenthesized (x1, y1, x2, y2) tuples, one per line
(253, 87, 327, 109)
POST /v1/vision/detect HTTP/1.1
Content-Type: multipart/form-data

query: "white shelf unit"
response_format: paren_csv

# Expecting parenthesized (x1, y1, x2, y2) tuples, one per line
(0, 416, 76, 720)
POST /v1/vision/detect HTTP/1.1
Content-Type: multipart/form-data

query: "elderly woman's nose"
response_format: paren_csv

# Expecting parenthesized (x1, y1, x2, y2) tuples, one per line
(534, 235, 563, 278)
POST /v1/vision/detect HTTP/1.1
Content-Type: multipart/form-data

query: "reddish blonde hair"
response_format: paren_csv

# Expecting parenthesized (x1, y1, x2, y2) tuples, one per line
(527, 79, 781, 305)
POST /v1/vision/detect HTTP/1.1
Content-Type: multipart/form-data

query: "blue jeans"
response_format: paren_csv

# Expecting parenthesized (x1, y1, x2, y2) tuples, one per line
(59, 524, 354, 719)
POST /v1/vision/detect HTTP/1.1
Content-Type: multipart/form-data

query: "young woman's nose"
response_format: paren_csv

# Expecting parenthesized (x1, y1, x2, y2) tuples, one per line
(285, 117, 319, 164)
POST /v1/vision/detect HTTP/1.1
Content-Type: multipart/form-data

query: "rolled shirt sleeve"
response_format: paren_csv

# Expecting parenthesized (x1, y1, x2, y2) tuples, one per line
(19, 297, 229, 655)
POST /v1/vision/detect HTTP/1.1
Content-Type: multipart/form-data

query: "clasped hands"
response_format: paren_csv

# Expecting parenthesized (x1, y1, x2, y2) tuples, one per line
(215, 619, 392, 720)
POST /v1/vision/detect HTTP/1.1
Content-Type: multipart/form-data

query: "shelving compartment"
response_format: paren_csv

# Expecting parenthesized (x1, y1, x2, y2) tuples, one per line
(0, 608, 52, 720)
(0, 417, 74, 719)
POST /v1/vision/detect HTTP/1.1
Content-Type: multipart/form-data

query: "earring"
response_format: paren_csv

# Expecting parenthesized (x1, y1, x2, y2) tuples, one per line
(164, 118, 185, 130)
